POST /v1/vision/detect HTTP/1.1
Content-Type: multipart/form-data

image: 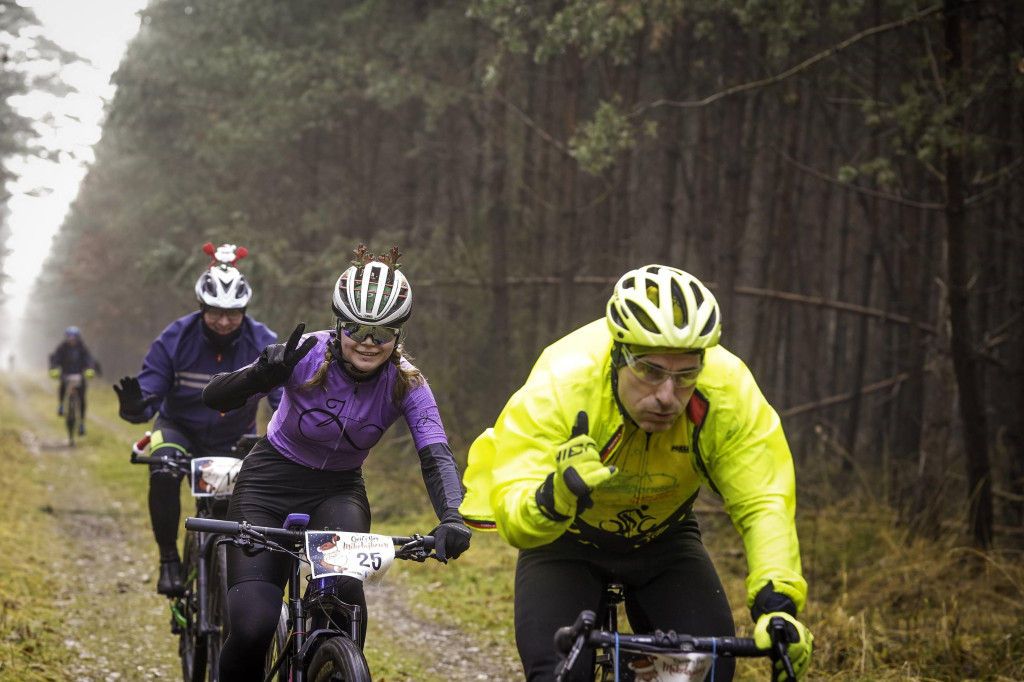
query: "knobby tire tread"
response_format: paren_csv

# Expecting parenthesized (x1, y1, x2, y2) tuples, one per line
(307, 636, 371, 682)
(65, 391, 79, 445)
(206, 542, 229, 682)
(180, 532, 207, 682)
(264, 602, 290, 682)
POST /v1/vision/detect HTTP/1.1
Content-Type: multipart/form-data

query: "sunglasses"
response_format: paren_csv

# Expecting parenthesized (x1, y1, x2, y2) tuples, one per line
(622, 346, 703, 388)
(337, 320, 401, 345)
(204, 308, 244, 322)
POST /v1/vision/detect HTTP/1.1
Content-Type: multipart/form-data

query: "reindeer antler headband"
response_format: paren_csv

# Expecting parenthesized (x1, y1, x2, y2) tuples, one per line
(350, 244, 403, 270)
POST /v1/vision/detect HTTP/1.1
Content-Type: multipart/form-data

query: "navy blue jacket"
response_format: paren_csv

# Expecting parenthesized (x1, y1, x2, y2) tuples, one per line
(50, 340, 99, 375)
(128, 311, 281, 450)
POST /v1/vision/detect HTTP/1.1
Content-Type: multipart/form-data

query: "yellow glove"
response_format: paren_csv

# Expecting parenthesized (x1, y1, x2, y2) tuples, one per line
(85, 368, 96, 378)
(49, 368, 60, 378)
(536, 411, 617, 520)
(754, 612, 813, 681)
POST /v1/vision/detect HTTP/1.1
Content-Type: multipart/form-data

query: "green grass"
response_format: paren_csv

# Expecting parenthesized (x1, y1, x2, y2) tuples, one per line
(0, 381, 76, 680)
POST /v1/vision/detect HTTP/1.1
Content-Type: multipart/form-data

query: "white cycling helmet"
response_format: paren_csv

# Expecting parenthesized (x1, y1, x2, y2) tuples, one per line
(195, 264, 252, 310)
(606, 265, 721, 349)
(332, 260, 412, 326)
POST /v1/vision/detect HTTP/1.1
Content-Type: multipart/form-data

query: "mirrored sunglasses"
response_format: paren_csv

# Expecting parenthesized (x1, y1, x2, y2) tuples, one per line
(337, 321, 400, 345)
(622, 346, 703, 388)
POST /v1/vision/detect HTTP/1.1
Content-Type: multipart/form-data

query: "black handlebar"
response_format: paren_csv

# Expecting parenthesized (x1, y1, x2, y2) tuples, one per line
(553, 608, 785, 682)
(184, 517, 436, 555)
(554, 615, 763, 658)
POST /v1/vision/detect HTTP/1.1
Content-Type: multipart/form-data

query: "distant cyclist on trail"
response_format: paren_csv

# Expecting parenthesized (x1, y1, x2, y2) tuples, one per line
(49, 326, 101, 434)
(113, 242, 281, 596)
(202, 244, 470, 682)
(460, 264, 813, 681)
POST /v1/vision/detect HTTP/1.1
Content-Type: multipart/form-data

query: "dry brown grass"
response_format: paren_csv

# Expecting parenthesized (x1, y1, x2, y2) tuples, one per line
(794, 504, 1024, 681)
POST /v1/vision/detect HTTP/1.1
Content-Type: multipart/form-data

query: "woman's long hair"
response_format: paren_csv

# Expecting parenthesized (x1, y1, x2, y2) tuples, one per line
(302, 339, 423, 406)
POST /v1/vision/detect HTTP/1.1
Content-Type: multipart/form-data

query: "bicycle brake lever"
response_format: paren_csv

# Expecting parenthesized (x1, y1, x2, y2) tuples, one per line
(768, 619, 797, 680)
(554, 634, 586, 682)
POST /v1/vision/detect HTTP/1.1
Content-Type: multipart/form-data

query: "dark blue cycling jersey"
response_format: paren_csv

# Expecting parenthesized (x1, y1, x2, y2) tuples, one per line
(129, 311, 282, 450)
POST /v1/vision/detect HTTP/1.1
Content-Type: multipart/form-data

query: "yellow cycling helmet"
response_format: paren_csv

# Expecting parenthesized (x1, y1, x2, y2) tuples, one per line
(606, 265, 721, 349)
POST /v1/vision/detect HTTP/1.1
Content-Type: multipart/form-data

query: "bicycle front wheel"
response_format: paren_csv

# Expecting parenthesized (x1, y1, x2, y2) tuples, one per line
(206, 542, 230, 682)
(264, 602, 290, 682)
(65, 392, 79, 445)
(179, 532, 207, 682)
(307, 636, 371, 682)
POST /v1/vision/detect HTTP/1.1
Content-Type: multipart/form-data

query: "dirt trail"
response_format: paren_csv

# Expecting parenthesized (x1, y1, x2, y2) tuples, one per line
(11, 375, 521, 681)
(12, 376, 181, 680)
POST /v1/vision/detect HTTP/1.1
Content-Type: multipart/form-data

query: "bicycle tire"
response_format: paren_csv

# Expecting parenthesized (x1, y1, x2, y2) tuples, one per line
(206, 542, 230, 682)
(179, 532, 207, 682)
(65, 391, 79, 445)
(263, 602, 291, 681)
(307, 636, 372, 682)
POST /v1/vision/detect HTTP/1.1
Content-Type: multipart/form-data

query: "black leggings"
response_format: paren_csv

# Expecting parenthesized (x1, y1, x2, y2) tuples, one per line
(514, 516, 736, 682)
(217, 442, 371, 682)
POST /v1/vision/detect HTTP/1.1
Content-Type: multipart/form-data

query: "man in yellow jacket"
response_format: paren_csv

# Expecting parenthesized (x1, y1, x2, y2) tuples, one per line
(461, 265, 812, 681)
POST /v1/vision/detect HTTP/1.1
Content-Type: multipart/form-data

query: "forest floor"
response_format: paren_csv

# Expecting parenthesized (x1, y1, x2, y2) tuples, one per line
(1, 373, 520, 681)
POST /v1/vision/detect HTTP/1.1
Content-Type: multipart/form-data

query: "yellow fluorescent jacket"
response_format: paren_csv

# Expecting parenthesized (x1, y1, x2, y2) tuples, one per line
(460, 319, 807, 613)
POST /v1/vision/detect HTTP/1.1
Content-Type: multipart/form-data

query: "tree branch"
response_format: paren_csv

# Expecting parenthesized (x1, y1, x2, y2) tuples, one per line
(635, 4, 943, 113)
(779, 373, 910, 418)
(774, 146, 947, 210)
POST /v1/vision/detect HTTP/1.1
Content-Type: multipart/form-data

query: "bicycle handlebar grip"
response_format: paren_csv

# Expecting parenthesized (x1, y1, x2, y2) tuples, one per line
(185, 517, 241, 534)
(709, 636, 763, 657)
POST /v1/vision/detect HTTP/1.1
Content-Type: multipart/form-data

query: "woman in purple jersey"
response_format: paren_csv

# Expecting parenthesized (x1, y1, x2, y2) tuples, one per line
(203, 245, 471, 682)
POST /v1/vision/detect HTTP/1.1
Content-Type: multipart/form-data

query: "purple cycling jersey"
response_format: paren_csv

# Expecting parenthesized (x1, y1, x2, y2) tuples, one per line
(260, 330, 448, 471)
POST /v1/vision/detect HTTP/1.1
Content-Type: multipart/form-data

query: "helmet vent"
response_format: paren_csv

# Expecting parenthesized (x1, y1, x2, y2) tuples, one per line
(689, 281, 705, 307)
(670, 278, 688, 329)
(625, 300, 658, 333)
(700, 310, 718, 337)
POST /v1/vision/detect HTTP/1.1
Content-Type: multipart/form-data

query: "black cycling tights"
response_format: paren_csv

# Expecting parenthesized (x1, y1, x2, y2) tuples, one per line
(149, 472, 183, 562)
(514, 519, 737, 682)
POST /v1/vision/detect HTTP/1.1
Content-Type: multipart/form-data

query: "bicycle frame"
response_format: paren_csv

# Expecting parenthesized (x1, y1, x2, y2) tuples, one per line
(259, 514, 361, 682)
(130, 432, 248, 682)
(185, 515, 436, 682)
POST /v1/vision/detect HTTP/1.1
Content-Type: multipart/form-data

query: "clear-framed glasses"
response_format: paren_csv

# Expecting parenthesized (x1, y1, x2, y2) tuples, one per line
(622, 346, 703, 389)
(337, 320, 401, 345)
(204, 308, 245, 322)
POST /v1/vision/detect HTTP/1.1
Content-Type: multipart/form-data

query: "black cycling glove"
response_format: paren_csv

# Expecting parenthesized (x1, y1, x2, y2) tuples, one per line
(113, 376, 159, 422)
(431, 518, 472, 563)
(248, 322, 317, 392)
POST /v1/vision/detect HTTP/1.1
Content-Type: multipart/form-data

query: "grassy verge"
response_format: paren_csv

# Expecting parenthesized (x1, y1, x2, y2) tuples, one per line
(0, 380, 75, 680)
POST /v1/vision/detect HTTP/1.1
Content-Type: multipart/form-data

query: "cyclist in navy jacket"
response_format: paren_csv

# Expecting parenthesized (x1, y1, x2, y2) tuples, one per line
(114, 243, 282, 595)
(49, 326, 101, 431)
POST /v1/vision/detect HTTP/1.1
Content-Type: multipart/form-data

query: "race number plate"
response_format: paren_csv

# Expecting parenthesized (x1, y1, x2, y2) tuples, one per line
(618, 651, 712, 682)
(305, 531, 396, 586)
(190, 456, 243, 498)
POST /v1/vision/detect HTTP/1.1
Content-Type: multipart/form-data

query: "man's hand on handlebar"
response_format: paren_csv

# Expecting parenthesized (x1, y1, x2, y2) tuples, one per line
(754, 611, 813, 681)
